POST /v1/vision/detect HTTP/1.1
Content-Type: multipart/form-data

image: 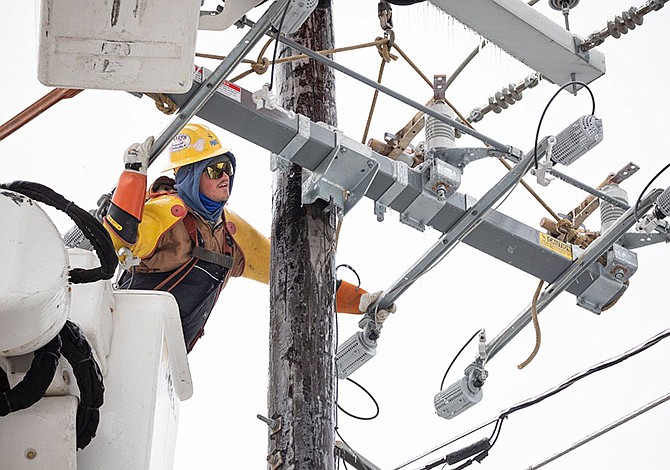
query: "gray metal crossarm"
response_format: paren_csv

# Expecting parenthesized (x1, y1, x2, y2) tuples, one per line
(167, 74, 626, 300)
(428, 0, 606, 87)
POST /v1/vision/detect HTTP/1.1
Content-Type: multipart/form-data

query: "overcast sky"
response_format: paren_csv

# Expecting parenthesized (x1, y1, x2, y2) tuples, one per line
(2, 1, 670, 469)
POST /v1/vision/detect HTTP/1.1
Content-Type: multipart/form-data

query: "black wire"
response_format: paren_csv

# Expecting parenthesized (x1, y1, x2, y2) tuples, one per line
(268, 0, 292, 91)
(633, 161, 670, 222)
(488, 417, 505, 447)
(532, 80, 596, 169)
(439, 329, 481, 391)
(337, 377, 380, 420)
(337, 264, 362, 289)
(400, 328, 670, 469)
(501, 328, 670, 418)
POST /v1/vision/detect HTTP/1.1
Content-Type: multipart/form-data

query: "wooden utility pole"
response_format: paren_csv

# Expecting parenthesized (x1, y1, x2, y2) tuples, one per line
(267, 0, 339, 468)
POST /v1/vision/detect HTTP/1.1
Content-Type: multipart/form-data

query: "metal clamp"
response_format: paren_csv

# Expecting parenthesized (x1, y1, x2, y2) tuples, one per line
(302, 131, 380, 214)
(267, 451, 283, 470)
(271, 114, 311, 172)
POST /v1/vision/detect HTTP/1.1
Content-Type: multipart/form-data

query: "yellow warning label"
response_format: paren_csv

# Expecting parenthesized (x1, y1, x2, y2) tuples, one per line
(539, 233, 573, 260)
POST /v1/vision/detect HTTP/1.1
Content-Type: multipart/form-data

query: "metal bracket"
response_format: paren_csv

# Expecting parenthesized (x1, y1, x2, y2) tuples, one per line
(620, 230, 670, 249)
(267, 451, 283, 470)
(335, 441, 382, 470)
(485, 189, 663, 361)
(302, 131, 380, 214)
(576, 244, 638, 314)
(271, 113, 311, 172)
(441, 147, 498, 169)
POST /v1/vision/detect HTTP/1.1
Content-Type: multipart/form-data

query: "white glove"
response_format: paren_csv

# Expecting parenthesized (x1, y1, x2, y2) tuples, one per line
(358, 290, 397, 325)
(123, 136, 154, 175)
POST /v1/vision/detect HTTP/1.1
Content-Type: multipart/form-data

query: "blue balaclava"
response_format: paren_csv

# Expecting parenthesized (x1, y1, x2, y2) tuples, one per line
(174, 151, 236, 222)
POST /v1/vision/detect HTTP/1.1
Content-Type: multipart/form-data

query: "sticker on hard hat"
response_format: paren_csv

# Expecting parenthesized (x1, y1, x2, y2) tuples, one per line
(171, 134, 191, 152)
(193, 138, 205, 152)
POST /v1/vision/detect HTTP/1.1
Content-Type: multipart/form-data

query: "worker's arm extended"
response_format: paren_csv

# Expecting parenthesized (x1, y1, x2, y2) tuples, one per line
(103, 139, 152, 249)
(227, 208, 368, 314)
(103, 137, 188, 261)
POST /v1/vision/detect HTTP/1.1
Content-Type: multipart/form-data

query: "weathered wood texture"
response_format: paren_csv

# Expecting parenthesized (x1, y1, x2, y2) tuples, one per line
(267, 0, 339, 469)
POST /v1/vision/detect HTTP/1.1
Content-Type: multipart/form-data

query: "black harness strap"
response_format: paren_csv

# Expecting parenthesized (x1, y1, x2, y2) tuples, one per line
(183, 213, 234, 268)
(192, 245, 234, 268)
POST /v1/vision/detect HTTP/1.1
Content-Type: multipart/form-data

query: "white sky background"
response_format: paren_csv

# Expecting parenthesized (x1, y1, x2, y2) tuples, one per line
(2, 1, 670, 469)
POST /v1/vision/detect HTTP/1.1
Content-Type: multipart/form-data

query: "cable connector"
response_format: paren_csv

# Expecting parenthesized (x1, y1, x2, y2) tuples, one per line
(531, 136, 557, 186)
(252, 83, 296, 119)
(477, 329, 488, 363)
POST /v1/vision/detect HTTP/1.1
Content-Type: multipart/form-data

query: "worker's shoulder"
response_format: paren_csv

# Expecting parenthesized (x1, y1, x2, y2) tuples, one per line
(145, 176, 186, 211)
(140, 176, 188, 234)
(148, 175, 178, 197)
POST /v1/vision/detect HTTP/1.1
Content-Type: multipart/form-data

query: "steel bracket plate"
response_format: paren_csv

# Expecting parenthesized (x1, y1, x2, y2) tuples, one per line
(302, 130, 379, 214)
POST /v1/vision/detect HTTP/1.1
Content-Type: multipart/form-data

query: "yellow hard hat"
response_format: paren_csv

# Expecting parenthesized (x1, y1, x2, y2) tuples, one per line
(164, 123, 231, 172)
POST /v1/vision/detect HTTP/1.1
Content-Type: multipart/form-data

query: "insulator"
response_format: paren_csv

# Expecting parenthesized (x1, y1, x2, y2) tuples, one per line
(467, 73, 538, 123)
(581, 6, 649, 51)
(600, 184, 629, 233)
(425, 101, 455, 151)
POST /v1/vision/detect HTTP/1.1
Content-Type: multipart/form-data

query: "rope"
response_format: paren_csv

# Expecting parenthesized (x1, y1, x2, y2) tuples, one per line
(391, 43, 431, 88)
(196, 39, 390, 83)
(518, 279, 544, 369)
(362, 59, 388, 144)
(144, 93, 179, 115)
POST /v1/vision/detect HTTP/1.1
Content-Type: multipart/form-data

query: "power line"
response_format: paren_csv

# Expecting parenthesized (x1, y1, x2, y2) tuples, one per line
(394, 327, 670, 470)
(526, 391, 670, 469)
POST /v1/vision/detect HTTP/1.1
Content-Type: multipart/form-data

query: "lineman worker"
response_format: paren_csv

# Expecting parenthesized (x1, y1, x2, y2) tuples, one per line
(103, 123, 395, 352)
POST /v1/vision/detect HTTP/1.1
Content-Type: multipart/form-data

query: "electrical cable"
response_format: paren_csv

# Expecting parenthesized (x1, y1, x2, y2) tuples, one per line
(419, 418, 505, 470)
(633, 160, 670, 222)
(60, 320, 104, 449)
(0, 334, 62, 418)
(0, 181, 118, 283)
(337, 378, 380, 421)
(532, 81, 595, 169)
(439, 329, 481, 391)
(527, 391, 670, 469)
(501, 327, 670, 418)
(268, 0, 292, 91)
(396, 327, 670, 470)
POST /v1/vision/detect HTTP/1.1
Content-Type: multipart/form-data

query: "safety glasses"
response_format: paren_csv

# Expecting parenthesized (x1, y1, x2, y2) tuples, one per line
(203, 161, 234, 180)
